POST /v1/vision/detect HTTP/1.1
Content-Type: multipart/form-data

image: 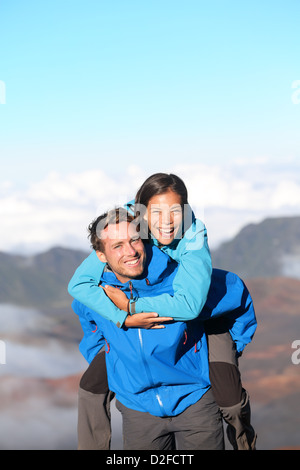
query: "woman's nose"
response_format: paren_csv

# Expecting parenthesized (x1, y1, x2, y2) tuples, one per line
(161, 211, 172, 225)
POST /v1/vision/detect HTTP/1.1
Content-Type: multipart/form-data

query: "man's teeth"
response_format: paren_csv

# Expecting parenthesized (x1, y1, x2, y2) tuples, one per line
(126, 259, 139, 265)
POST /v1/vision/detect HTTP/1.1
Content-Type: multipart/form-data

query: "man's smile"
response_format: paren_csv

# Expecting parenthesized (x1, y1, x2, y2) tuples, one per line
(124, 255, 141, 267)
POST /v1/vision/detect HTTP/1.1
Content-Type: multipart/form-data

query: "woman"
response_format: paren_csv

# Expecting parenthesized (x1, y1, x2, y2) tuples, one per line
(69, 173, 256, 450)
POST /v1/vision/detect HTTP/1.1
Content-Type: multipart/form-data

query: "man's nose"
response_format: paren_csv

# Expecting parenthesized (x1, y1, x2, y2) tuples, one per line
(124, 243, 137, 256)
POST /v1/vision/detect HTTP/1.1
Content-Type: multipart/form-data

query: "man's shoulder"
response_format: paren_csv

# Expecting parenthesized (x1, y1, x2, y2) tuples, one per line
(147, 243, 176, 264)
(71, 298, 84, 313)
(145, 243, 178, 284)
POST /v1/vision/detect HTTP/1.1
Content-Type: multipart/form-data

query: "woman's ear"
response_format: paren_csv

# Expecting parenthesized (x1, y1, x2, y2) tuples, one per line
(96, 250, 107, 263)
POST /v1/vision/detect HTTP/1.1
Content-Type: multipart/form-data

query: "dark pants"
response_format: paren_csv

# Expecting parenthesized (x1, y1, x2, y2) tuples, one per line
(116, 389, 224, 450)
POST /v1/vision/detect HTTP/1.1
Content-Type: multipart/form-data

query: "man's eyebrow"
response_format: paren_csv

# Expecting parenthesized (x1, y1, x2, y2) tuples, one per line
(110, 239, 125, 248)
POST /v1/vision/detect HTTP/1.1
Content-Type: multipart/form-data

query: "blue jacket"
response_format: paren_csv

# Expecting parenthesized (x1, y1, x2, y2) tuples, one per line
(68, 213, 212, 328)
(201, 269, 257, 354)
(72, 245, 257, 417)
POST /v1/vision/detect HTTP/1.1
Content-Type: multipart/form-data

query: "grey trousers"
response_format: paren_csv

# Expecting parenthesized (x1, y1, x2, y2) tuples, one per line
(116, 389, 224, 450)
(77, 387, 115, 450)
(77, 349, 115, 450)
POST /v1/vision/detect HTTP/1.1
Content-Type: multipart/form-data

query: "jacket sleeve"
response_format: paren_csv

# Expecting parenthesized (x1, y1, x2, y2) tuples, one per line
(130, 221, 212, 321)
(227, 290, 257, 354)
(68, 250, 128, 328)
(72, 299, 106, 364)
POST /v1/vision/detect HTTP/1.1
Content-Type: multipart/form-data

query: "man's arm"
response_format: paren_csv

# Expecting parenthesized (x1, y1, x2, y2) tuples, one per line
(227, 294, 257, 354)
(73, 299, 107, 363)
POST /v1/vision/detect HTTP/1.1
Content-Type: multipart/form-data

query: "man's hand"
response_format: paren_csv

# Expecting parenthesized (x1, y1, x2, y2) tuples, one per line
(124, 312, 173, 329)
(101, 285, 128, 311)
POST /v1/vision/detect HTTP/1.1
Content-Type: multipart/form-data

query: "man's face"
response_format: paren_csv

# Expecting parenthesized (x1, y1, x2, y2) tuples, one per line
(97, 221, 146, 283)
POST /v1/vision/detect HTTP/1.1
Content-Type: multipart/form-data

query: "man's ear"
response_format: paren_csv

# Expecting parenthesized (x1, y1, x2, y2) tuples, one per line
(96, 250, 107, 263)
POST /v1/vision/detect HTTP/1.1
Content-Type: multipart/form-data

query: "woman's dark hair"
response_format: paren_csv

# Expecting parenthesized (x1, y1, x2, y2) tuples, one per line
(135, 173, 188, 207)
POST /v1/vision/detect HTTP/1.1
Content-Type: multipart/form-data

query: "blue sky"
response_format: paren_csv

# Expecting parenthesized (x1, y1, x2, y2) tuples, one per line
(0, 1, 300, 252)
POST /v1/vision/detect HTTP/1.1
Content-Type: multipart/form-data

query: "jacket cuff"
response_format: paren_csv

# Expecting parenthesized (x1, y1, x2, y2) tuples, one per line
(116, 310, 129, 328)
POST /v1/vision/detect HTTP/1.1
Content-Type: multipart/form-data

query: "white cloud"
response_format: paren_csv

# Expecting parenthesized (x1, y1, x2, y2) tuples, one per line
(0, 305, 87, 378)
(0, 167, 147, 254)
(172, 159, 300, 246)
(0, 160, 299, 253)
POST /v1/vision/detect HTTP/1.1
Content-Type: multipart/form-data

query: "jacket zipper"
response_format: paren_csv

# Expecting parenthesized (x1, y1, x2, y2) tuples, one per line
(129, 281, 133, 300)
(130, 280, 167, 415)
(137, 329, 167, 416)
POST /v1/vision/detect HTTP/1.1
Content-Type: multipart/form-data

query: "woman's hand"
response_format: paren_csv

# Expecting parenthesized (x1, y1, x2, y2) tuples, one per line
(124, 312, 173, 329)
(101, 285, 129, 311)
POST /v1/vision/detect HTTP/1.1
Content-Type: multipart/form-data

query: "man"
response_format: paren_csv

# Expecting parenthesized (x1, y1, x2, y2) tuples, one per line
(72, 207, 225, 450)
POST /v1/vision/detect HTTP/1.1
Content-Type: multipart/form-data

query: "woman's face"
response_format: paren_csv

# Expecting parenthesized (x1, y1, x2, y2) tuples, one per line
(146, 190, 183, 245)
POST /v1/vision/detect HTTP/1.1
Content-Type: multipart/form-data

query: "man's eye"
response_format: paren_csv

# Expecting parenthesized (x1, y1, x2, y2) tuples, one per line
(132, 237, 140, 243)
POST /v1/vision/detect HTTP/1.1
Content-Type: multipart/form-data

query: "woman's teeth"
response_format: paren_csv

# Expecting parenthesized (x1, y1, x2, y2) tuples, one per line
(159, 228, 174, 236)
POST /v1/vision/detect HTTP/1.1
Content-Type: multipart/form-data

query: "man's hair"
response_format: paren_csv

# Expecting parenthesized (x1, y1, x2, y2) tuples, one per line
(88, 207, 136, 252)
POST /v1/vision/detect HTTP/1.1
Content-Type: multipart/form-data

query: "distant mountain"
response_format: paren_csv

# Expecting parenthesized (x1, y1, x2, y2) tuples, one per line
(1, 215, 299, 311)
(238, 276, 300, 450)
(211, 216, 300, 279)
(0, 246, 88, 310)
